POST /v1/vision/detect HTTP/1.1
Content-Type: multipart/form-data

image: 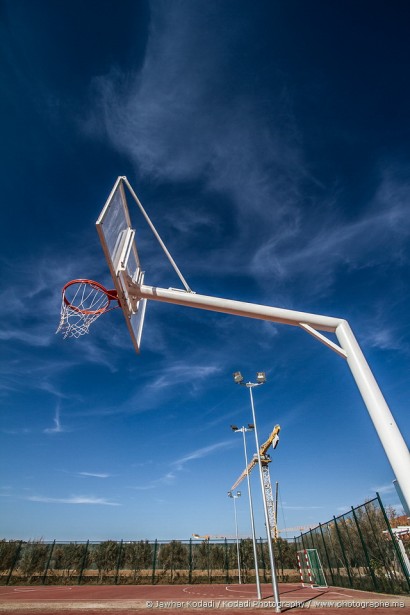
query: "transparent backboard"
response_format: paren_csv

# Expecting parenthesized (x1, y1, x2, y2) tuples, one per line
(96, 177, 147, 353)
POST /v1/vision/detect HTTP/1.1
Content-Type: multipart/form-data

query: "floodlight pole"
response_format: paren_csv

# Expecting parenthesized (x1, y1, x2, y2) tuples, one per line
(232, 425, 262, 600)
(228, 490, 242, 584)
(131, 283, 410, 514)
(237, 378, 281, 612)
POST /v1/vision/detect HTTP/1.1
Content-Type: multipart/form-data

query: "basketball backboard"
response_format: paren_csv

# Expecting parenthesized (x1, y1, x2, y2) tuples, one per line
(96, 177, 147, 353)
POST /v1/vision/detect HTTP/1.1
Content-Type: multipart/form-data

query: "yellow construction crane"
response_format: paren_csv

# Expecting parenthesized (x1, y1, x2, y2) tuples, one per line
(231, 425, 280, 541)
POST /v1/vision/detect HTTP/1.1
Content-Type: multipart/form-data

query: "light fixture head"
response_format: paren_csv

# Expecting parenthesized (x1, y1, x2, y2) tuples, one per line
(237, 491, 241, 497)
(230, 424, 238, 431)
(233, 371, 244, 384)
(256, 371, 266, 383)
(248, 423, 255, 430)
(227, 491, 232, 498)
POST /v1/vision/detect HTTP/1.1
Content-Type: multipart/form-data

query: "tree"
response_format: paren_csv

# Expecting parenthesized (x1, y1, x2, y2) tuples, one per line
(53, 543, 87, 580)
(239, 539, 255, 583)
(158, 541, 188, 583)
(92, 540, 122, 582)
(0, 540, 20, 574)
(124, 541, 152, 583)
(19, 541, 49, 583)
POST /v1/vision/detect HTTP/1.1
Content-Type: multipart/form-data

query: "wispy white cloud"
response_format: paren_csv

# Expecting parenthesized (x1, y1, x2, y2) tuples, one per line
(371, 483, 396, 495)
(134, 439, 233, 490)
(85, 0, 410, 317)
(86, 1, 304, 252)
(44, 402, 68, 434)
(251, 173, 410, 295)
(78, 472, 112, 479)
(26, 495, 120, 506)
(146, 362, 220, 391)
(171, 440, 232, 472)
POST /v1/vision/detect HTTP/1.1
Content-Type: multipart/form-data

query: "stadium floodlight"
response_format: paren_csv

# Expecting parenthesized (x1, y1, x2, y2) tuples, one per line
(233, 371, 244, 384)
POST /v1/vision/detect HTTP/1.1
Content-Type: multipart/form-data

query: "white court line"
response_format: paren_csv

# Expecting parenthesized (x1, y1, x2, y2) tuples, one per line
(6, 587, 73, 593)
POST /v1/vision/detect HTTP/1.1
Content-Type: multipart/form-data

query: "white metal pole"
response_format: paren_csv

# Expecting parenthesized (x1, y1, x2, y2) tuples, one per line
(232, 496, 242, 584)
(242, 427, 262, 599)
(137, 284, 341, 331)
(249, 386, 281, 612)
(335, 320, 410, 511)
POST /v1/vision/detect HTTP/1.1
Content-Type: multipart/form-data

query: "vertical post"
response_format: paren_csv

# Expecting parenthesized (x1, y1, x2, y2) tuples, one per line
(376, 492, 410, 591)
(308, 528, 316, 550)
(242, 427, 262, 599)
(259, 538, 267, 584)
(333, 516, 353, 588)
(224, 538, 229, 584)
(341, 516, 362, 582)
(189, 538, 193, 584)
(151, 540, 158, 585)
(364, 500, 394, 591)
(6, 541, 22, 585)
(327, 522, 342, 586)
(115, 540, 123, 585)
(42, 540, 55, 585)
(318, 523, 335, 586)
(351, 506, 378, 591)
(232, 496, 242, 584)
(78, 541, 89, 585)
(207, 539, 211, 583)
(335, 321, 410, 513)
(249, 386, 281, 612)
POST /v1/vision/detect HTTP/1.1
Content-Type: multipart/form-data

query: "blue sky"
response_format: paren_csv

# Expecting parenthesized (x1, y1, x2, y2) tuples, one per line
(1, 0, 409, 541)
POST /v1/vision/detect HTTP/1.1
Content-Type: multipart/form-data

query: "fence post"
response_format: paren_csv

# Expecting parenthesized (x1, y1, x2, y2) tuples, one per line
(151, 540, 158, 585)
(351, 506, 378, 591)
(115, 540, 123, 585)
(333, 516, 353, 588)
(318, 523, 335, 586)
(224, 539, 229, 584)
(189, 538, 193, 584)
(78, 541, 89, 585)
(341, 516, 362, 584)
(259, 538, 267, 583)
(6, 541, 22, 585)
(376, 492, 410, 591)
(364, 499, 395, 592)
(42, 540, 55, 585)
(274, 536, 282, 580)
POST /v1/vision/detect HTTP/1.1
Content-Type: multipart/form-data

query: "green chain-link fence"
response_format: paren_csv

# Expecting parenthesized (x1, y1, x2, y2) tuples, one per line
(294, 494, 410, 594)
(0, 536, 297, 586)
(1, 494, 409, 593)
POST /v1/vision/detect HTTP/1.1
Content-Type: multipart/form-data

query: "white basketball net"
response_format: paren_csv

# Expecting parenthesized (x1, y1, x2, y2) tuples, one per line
(56, 280, 118, 339)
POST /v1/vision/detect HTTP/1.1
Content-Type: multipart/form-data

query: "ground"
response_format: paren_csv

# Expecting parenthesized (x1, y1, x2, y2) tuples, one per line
(0, 582, 409, 614)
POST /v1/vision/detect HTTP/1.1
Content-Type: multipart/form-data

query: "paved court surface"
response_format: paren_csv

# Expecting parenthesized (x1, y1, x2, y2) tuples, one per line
(0, 583, 408, 614)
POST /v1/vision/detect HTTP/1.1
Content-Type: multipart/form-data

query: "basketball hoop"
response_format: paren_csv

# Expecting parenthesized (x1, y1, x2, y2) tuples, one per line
(56, 279, 119, 339)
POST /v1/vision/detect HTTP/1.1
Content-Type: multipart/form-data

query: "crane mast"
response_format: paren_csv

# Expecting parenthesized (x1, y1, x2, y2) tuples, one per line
(231, 425, 280, 541)
(262, 463, 278, 541)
